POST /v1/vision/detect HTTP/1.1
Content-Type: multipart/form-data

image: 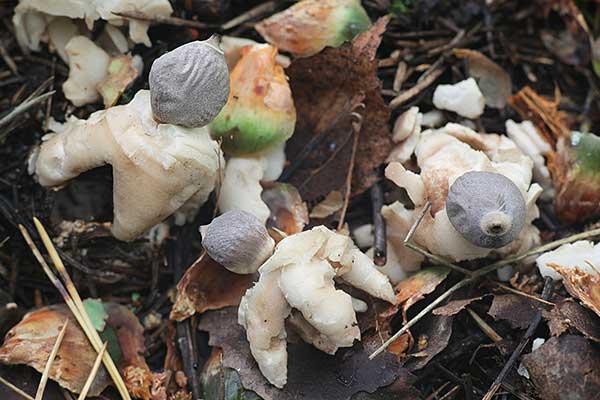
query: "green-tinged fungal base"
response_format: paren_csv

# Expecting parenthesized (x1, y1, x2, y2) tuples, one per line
(211, 105, 295, 155)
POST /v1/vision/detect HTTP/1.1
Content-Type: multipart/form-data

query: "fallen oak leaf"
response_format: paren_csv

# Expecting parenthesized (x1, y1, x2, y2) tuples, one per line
(170, 255, 254, 322)
(199, 307, 402, 400)
(284, 16, 392, 201)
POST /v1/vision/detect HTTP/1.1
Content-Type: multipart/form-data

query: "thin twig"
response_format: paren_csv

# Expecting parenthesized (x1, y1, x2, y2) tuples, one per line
(482, 277, 554, 400)
(35, 320, 68, 400)
(221, 1, 276, 30)
(466, 307, 502, 342)
(370, 182, 387, 266)
(493, 281, 555, 306)
(112, 11, 214, 29)
(77, 342, 108, 400)
(390, 67, 445, 109)
(369, 227, 600, 359)
(0, 91, 55, 130)
(337, 111, 363, 231)
(0, 376, 34, 400)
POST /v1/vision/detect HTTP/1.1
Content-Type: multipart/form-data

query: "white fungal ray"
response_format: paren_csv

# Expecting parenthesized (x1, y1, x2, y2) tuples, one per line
(238, 226, 395, 387)
(33, 90, 224, 241)
(238, 269, 290, 388)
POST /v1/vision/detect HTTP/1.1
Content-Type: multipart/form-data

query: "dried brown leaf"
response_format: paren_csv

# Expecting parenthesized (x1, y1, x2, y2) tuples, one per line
(378, 267, 450, 331)
(543, 299, 600, 342)
(405, 314, 453, 371)
(548, 264, 600, 318)
(0, 302, 148, 397)
(522, 335, 600, 400)
(488, 294, 540, 329)
(170, 256, 254, 321)
(285, 17, 392, 201)
(454, 49, 511, 108)
(199, 307, 404, 400)
(432, 296, 485, 316)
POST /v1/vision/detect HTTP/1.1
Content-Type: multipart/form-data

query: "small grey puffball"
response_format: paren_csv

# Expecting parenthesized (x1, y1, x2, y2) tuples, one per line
(201, 210, 275, 274)
(445, 171, 526, 249)
(149, 35, 230, 128)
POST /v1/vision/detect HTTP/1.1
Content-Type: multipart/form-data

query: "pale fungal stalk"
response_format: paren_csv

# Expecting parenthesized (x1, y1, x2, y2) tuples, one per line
(238, 226, 395, 388)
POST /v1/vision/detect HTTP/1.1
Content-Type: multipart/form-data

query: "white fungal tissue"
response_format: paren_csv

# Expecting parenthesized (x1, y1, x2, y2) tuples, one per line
(432, 78, 485, 119)
(536, 241, 600, 281)
(32, 90, 224, 241)
(13, 0, 172, 52)
(238, 226, 395, 388)
(382, 122, 543, 278)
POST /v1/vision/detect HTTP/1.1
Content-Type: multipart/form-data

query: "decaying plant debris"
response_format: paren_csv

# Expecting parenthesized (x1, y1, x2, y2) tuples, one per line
(1, 0, 600, 400)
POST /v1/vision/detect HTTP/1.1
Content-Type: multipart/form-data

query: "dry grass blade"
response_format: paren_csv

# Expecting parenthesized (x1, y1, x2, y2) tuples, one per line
(466, 307, 502, 343)
(0, 376, 34, 400)
(19, 222, 131, 400)
(369, 226, 600, 359)
(77, 342, 108, 400)
(337, 111, 363, 231)
(0, 91, 55, 129)
(35, 320, 68, 400)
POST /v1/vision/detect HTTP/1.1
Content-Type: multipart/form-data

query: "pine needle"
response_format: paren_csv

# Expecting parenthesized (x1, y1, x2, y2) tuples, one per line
(18, 222, 131, 400)
(77, 342, 108, 400)
(35, 320, 68, 400)
(0, 376, 34, 400)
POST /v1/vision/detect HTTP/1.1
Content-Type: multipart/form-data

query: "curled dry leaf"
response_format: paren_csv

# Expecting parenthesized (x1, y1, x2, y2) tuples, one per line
(405, 314, 453, 371)
(543, 299, 600, 342)
(170, 255, 255, 322)
(199, 307, 402, 400)
(488, 294, 540, 330)
(453, 48, 511, 109)
(379, 267, 450, 330)
(522, 335, 600, 400)
(285, 17, 392, 201)
(0, 301, 150, 398)
(255, 0, 371, 58)
(261, 182, 309, 237)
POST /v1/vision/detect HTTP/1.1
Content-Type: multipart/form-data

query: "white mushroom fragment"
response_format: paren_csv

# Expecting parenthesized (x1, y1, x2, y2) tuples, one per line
(238, 226, 395, 387)
(432, 78, 485, 119)
(13, 0, 173, 51)
(201, 210, 275, 274)
(62, 36, 111, 107)
(238, 270, 290, 388)
(536, 241, 600, 281)
(33, 40, 230, 241)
